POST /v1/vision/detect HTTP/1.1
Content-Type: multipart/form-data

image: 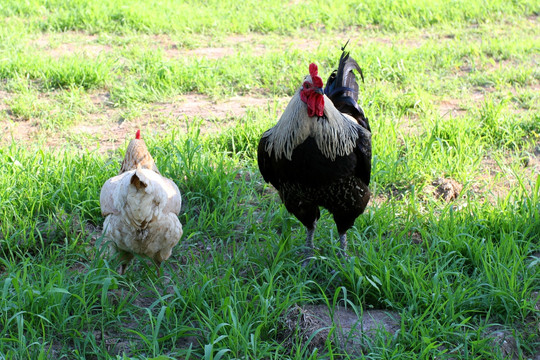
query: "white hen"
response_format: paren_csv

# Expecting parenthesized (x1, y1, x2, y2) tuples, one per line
(100, 130, 183, 274)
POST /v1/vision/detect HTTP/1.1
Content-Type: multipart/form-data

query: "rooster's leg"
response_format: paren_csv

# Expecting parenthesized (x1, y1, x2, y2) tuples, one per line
(338, 232, 349, 259)
(293, 203, 319, 266)
(302, 222, 316, 266)
(305, 226, 316, 254)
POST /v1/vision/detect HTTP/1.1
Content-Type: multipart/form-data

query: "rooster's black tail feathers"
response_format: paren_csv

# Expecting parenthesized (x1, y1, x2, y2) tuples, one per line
(324, 41, 369, 131)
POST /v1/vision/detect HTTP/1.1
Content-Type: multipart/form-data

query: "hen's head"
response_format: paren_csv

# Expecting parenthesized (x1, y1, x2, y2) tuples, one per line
(300, 63, 325, 117)
(119, 130, 160, 174)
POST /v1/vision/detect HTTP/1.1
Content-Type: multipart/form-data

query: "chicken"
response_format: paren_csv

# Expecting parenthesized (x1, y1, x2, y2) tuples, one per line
(257, 45, 371, 262)
(100, 130, 183, 275)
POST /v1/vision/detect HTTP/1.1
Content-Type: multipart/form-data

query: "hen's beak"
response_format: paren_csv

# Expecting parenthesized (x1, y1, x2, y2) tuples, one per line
(315, 87, 324, 94)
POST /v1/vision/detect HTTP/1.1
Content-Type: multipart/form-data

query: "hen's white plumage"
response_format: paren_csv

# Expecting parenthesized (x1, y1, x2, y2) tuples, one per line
(99, 130, 183, 273)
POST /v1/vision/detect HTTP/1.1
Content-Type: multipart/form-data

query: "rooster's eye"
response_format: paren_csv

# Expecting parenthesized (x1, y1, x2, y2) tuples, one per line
(304, 83, 310, 89)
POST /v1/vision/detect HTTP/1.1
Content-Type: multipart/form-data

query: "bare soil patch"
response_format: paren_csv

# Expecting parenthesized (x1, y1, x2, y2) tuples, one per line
(1, 93, 288, 152)
(438, 98, 468, 118)
(178, 46, 236, 59)
(26, 32, 287, 60)
(281, 304, 401, 356)
(32, 33, 112, 58)
(437, 91, 486, 118)
(398, 115, 423, 137)
(162, 93, 285, 120)
(1, 120, 42, 145)
(472, 145, 540, 201)
(28, 30, 434, 62)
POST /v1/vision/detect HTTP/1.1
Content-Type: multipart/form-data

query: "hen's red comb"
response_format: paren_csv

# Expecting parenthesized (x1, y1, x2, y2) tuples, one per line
(135, 129, 141, 139)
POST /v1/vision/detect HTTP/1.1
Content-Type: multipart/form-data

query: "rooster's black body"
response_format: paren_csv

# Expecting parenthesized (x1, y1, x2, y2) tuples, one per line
(257, 46, 371, 259)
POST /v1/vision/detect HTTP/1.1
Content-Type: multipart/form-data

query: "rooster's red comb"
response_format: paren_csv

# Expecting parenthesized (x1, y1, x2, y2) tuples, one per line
(308, 63, 324, 88)
(135, 129, 141, 139)
(309, 63, 318, 77)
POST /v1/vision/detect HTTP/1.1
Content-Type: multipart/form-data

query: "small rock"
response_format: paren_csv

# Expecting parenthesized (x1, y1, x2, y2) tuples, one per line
(431, 177, 463, 201)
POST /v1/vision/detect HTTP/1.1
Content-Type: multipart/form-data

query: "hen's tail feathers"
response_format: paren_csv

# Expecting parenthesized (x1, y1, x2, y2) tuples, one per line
(324, 41, 370, 131)
(130, 172, 147, 190)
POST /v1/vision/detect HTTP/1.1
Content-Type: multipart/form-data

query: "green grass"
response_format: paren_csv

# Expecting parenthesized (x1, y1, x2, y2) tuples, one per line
(0, 0, 537, 34)
(0, 0, 539, 359)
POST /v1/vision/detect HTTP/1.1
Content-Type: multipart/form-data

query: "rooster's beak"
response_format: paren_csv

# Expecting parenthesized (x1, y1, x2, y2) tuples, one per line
(315, 87, 324, 94)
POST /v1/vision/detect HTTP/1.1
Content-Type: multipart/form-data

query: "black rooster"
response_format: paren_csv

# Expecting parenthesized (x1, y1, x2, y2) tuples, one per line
(257, 45, 371, 261)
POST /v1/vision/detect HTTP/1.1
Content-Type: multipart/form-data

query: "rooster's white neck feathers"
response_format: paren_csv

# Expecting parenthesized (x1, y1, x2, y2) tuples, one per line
(263, 91, 359, 161)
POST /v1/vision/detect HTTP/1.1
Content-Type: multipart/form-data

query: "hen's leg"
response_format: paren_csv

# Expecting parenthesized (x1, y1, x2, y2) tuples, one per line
(118, 251, 134, 275)
(154, 260, 162, 278)
(153, 249, 168, 279)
